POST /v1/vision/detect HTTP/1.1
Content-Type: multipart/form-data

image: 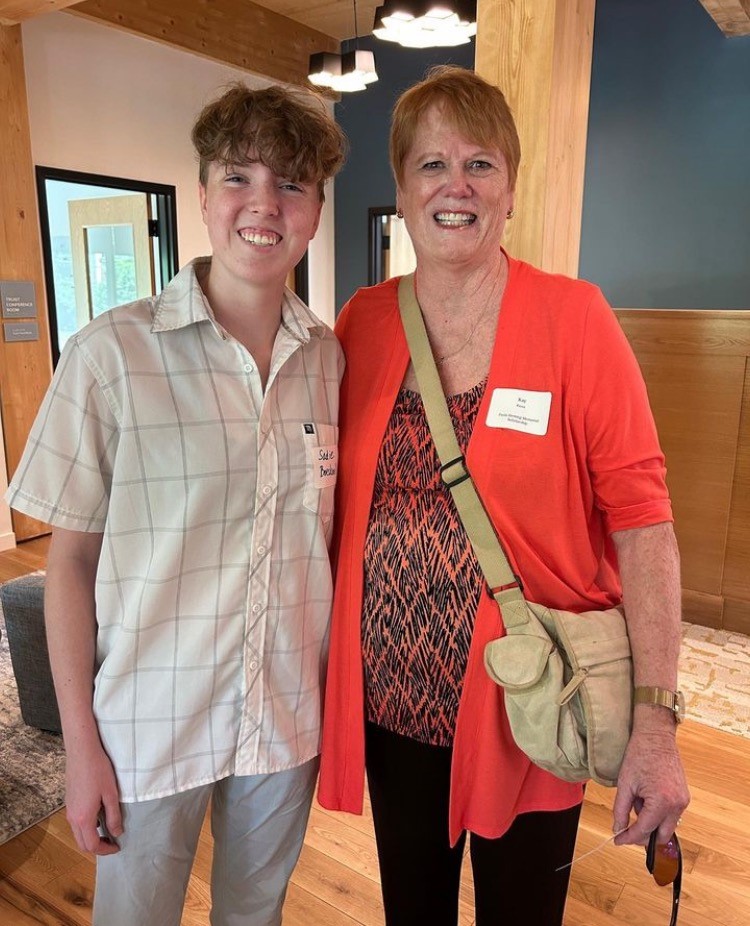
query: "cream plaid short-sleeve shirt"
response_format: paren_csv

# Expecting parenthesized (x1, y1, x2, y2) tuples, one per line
(6, 258, 344, 802)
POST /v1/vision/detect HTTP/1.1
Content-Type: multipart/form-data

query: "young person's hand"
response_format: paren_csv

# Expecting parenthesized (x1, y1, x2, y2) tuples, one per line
(65, 739, 123, 855)
(46, 527, 121, 855)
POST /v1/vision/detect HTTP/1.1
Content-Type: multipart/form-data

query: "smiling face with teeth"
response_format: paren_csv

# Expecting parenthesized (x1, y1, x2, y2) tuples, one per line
(199, 156, 323, 301)
(396, 105, 515, 274)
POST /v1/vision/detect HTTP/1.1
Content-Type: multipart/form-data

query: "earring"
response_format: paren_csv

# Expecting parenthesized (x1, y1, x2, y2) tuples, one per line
(506, 209, 515, 219)
(396, 209, 404, 219)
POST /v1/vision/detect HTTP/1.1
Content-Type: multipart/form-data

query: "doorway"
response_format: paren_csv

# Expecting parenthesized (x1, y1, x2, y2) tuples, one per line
(36, 167, 178, 364)
(368, 206, 416, 285)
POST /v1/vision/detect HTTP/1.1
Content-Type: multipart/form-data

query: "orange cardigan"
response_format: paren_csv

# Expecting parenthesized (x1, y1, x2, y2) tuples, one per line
(318, 257, 673, 844)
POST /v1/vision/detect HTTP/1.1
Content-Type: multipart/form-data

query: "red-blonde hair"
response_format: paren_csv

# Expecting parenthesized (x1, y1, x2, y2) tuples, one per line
(390, 66, 521, 189)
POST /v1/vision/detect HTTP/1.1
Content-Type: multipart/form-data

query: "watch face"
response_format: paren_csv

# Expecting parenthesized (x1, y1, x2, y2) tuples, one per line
(675, 690, 686, 723)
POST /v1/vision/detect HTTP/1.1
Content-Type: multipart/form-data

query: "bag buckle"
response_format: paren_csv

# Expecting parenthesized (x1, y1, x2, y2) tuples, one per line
(489, 575, 525, 596)
(440, 455, 471, 488)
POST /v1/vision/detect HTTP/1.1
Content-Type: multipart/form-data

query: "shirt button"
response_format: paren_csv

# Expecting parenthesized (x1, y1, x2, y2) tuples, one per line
(262, 485, 272, 496)
(244, 362, 254, 373)
(257, 545, 266, 556)
(252, 603, 262, 614)
(249, 660, 259, 671)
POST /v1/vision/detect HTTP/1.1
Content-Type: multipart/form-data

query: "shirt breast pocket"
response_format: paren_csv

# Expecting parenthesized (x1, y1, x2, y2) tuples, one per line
(302, 422, 339, 525)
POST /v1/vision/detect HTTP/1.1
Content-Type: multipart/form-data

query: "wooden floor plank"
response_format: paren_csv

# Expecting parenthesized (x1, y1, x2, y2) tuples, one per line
(304, 806, 381, 884)
(284, 882, 367, 926)
(0, 536, 49, 583)
(0, 824, 81, 892)
(291, 841, 389, 926)
(0, 893, 54, 926)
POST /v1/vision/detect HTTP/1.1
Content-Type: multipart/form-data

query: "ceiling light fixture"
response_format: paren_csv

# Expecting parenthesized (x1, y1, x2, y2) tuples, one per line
(373, 0, 477, 48)
(308, 0, 378, 93)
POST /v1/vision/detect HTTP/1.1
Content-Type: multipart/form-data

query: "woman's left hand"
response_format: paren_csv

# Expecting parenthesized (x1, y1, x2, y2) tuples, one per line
(612, 726, 690, 846)
(610, 523, 690, 846)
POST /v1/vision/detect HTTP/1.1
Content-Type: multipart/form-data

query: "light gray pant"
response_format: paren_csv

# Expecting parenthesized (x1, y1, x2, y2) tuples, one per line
(94, 758, 318, 926)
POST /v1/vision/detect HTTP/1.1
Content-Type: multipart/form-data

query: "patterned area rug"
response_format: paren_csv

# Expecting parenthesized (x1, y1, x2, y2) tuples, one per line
(0, 599, 65, 845)
(680, 622, 750, 737)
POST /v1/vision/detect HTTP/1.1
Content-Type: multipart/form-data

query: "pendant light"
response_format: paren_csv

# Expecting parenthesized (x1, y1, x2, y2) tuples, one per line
(309, 0, 378, 93)
(373, 0, 477, 48)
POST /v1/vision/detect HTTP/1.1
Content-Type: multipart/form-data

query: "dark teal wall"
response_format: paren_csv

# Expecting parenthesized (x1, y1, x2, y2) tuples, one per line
(334, 2, 750, 311)
(579, 0, 750, 308)
(334, 37, 474, 310)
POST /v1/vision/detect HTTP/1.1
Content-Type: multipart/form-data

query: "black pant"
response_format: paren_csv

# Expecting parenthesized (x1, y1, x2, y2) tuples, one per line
(365, 723, 582, 926)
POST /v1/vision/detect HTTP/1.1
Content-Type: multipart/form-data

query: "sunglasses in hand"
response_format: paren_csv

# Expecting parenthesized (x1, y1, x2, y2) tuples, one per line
(646, 830, 682, 926)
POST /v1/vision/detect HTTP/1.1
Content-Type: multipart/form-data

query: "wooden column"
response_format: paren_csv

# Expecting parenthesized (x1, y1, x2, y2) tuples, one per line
(475, 0, 596, 276)
(0, 24, 52, 540)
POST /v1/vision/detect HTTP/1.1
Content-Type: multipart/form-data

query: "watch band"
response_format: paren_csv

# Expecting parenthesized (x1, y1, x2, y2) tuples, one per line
(634, 686, 685, 723)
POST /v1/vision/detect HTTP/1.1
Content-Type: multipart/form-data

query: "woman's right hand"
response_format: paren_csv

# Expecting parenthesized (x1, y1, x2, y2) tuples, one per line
(65, 739, 123, 855)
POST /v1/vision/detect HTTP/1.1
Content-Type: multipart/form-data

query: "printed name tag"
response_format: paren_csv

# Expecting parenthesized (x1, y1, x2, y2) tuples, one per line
(310, 445, 337, 487)
(486, 388, 552, 435)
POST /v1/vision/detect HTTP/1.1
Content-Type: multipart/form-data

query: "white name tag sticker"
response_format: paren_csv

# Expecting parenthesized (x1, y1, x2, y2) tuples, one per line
(310, 445, 338, 488)
(486, 388, 552, 435)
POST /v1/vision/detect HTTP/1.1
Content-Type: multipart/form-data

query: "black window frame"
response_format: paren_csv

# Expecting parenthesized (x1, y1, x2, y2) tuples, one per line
(35, 166, 179, 365)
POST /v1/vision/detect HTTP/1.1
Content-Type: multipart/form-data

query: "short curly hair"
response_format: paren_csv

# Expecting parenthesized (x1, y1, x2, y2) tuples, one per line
(191, 83, 348, 200)
(390, 66, 521, 190)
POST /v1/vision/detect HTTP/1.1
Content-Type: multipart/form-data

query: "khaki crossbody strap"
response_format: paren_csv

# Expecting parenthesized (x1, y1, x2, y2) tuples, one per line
(397, 273, 529, 630)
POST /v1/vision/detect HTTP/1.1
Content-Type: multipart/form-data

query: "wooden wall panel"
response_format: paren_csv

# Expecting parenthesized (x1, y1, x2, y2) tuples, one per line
(723, 359, 750, 634)
(616, 310, 750, 631)
(0, 24, 52, 541)
(723, 599, 750, 636)
(633, 351, 744, 594)
(682, 589, 724, 630)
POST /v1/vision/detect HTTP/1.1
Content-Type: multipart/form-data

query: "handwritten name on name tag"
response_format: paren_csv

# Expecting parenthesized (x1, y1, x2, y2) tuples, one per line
(486, 388, 552, 435)
(311, 445, 338, 488)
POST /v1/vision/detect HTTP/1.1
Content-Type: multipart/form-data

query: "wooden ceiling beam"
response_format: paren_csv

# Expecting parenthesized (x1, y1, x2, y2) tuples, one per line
(66, 0, 339, 87)
(698, 0, 750, 36)
(0, 0, 79, 25)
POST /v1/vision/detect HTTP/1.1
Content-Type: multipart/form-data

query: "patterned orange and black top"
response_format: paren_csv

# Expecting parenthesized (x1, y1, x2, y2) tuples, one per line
(362, 379, 487, 747)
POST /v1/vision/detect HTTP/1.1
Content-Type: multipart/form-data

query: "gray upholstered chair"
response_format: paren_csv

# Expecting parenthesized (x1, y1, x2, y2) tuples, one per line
(0, 573, 62, 734)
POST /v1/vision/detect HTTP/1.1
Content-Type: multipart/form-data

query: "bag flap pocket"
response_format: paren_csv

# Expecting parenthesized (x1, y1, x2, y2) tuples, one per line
(484, 635, 555, 691)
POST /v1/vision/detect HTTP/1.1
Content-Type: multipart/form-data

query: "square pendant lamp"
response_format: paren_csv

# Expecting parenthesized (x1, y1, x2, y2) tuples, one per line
(308, 0, 379, 93)
(373, 0, 477, 48)
(309, 49, 378, 93)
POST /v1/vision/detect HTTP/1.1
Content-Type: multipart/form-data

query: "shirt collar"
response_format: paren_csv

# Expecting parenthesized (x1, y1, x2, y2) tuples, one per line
(151, 256, 326, 340)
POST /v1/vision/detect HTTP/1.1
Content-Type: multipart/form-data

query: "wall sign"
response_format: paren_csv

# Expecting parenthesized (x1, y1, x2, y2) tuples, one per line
(3, 322, 40, 342)
(0, 281, 37, 319)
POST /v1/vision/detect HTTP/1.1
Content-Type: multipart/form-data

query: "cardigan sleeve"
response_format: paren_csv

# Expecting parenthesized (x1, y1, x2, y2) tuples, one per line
(578, 289, 672, 534)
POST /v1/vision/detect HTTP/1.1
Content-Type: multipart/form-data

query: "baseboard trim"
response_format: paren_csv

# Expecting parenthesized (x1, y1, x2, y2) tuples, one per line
(682, 588, 723, 629)
(723, 598, 750, 636)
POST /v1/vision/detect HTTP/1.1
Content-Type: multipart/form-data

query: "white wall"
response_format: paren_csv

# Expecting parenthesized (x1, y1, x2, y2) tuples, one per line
(21, 13, 337, 325)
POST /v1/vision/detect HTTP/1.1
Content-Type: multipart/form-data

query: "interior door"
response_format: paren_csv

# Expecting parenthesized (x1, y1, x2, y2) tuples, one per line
(68, 194, 155, 329)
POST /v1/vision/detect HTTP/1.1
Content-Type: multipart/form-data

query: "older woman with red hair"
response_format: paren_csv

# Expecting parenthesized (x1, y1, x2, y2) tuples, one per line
(319, 66, 689, 926)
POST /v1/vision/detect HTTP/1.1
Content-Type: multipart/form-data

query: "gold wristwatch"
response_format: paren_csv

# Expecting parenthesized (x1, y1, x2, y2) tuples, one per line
(634, 686, 686, 724)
